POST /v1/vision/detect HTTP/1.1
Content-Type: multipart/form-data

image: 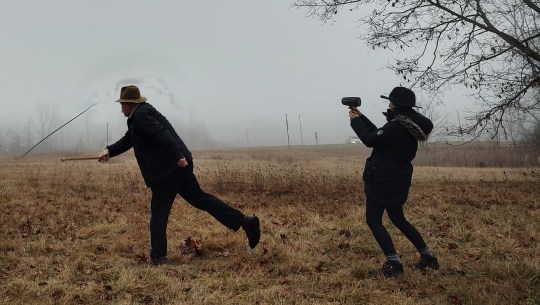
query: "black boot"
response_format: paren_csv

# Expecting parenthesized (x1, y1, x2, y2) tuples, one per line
(369, 261, 404, 278)
(416, 255, 440, 270)
(147, 256, 168, 266)
(241, 215, 260, 249)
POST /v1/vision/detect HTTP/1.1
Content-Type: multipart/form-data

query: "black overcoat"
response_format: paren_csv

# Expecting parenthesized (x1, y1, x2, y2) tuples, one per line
(107, 103, 192, 187)
(350, 108, 433, 206)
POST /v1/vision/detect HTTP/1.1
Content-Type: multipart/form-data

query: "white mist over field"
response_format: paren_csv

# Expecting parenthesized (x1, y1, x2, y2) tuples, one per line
(0, 1, 468, 154)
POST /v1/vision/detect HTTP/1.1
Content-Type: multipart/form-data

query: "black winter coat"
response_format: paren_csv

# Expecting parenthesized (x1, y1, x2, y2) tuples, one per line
(350, 108, 433, 206)
(107, 103, 192, 187)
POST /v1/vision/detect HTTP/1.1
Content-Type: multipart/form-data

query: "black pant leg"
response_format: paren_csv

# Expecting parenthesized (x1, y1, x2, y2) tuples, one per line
(386, 205, 427, 251)
(365, 197, 397, 255)
(149, 179, 178, 260)
(177, 162, 244, 230)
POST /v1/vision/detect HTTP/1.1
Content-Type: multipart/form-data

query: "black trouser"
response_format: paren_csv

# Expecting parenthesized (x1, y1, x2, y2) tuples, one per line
(365, 197, 427, 256)
(149, 161, 244, 259)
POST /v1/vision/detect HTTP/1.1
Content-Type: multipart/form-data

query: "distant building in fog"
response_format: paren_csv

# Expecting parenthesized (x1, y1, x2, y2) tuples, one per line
(346, 136, 361, 144)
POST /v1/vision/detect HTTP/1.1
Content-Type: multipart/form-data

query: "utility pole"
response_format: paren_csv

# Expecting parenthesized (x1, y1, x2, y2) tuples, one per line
(245, 126, 250, 147)
(106, 122, 109, 146)
(86, 114, 90, 147)
(298, 114, 304, 145)
(315, 132, 318, 146)
(456, 109, 464, 141)
(285, 114, 290, 150)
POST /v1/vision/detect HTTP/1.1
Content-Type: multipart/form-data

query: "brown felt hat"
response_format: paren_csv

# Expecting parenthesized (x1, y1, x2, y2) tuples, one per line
(115, 85, 147, 103)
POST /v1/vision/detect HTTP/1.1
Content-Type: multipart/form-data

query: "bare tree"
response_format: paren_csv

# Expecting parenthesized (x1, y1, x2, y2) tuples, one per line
(417, 94, 448, 147)
(9, 133, 23, 154)
(534, 123, 540, 151)
(502, 111, 528, 147)
(23, 120, 34, 150)
(293, 0, 540, 139)
(523, 110, 540, 149)
(32, 103, 58, 152)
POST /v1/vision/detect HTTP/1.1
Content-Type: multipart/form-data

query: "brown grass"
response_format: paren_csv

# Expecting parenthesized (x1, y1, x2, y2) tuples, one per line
(0, 145, 539, 305)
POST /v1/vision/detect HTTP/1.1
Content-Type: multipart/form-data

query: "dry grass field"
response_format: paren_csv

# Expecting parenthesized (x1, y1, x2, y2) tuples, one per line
(0, 145, 539, 305)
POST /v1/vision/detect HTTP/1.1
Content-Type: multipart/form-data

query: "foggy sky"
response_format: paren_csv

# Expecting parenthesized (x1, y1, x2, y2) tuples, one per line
(0, 0, 465, 151)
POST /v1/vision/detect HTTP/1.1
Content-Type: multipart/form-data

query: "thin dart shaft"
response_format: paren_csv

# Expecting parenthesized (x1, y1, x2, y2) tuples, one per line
(60, 157, 100, 161)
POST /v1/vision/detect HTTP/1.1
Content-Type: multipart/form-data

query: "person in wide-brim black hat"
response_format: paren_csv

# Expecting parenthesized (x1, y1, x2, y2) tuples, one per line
(347, 86, 439, 278)
(379, 86, 421, 109)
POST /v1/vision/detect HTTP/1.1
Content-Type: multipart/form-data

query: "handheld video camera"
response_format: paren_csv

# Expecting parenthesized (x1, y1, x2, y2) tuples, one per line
(341, 97, 361, 109)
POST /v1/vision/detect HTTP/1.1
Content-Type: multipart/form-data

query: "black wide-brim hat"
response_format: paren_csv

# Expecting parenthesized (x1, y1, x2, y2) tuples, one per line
(380, 86, 421, 108)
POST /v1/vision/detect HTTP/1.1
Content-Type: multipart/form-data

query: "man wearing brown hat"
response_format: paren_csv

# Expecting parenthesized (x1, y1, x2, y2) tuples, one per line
(99, 85, 260, 265)
(348, 86, 439, 277)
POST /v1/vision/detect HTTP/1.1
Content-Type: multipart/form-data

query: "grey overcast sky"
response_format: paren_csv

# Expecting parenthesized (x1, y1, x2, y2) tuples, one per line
(0, 0, 462, 149)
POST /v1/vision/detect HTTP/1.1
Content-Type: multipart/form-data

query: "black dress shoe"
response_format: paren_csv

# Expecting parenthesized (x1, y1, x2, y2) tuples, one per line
(242, 215, 260, 249)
